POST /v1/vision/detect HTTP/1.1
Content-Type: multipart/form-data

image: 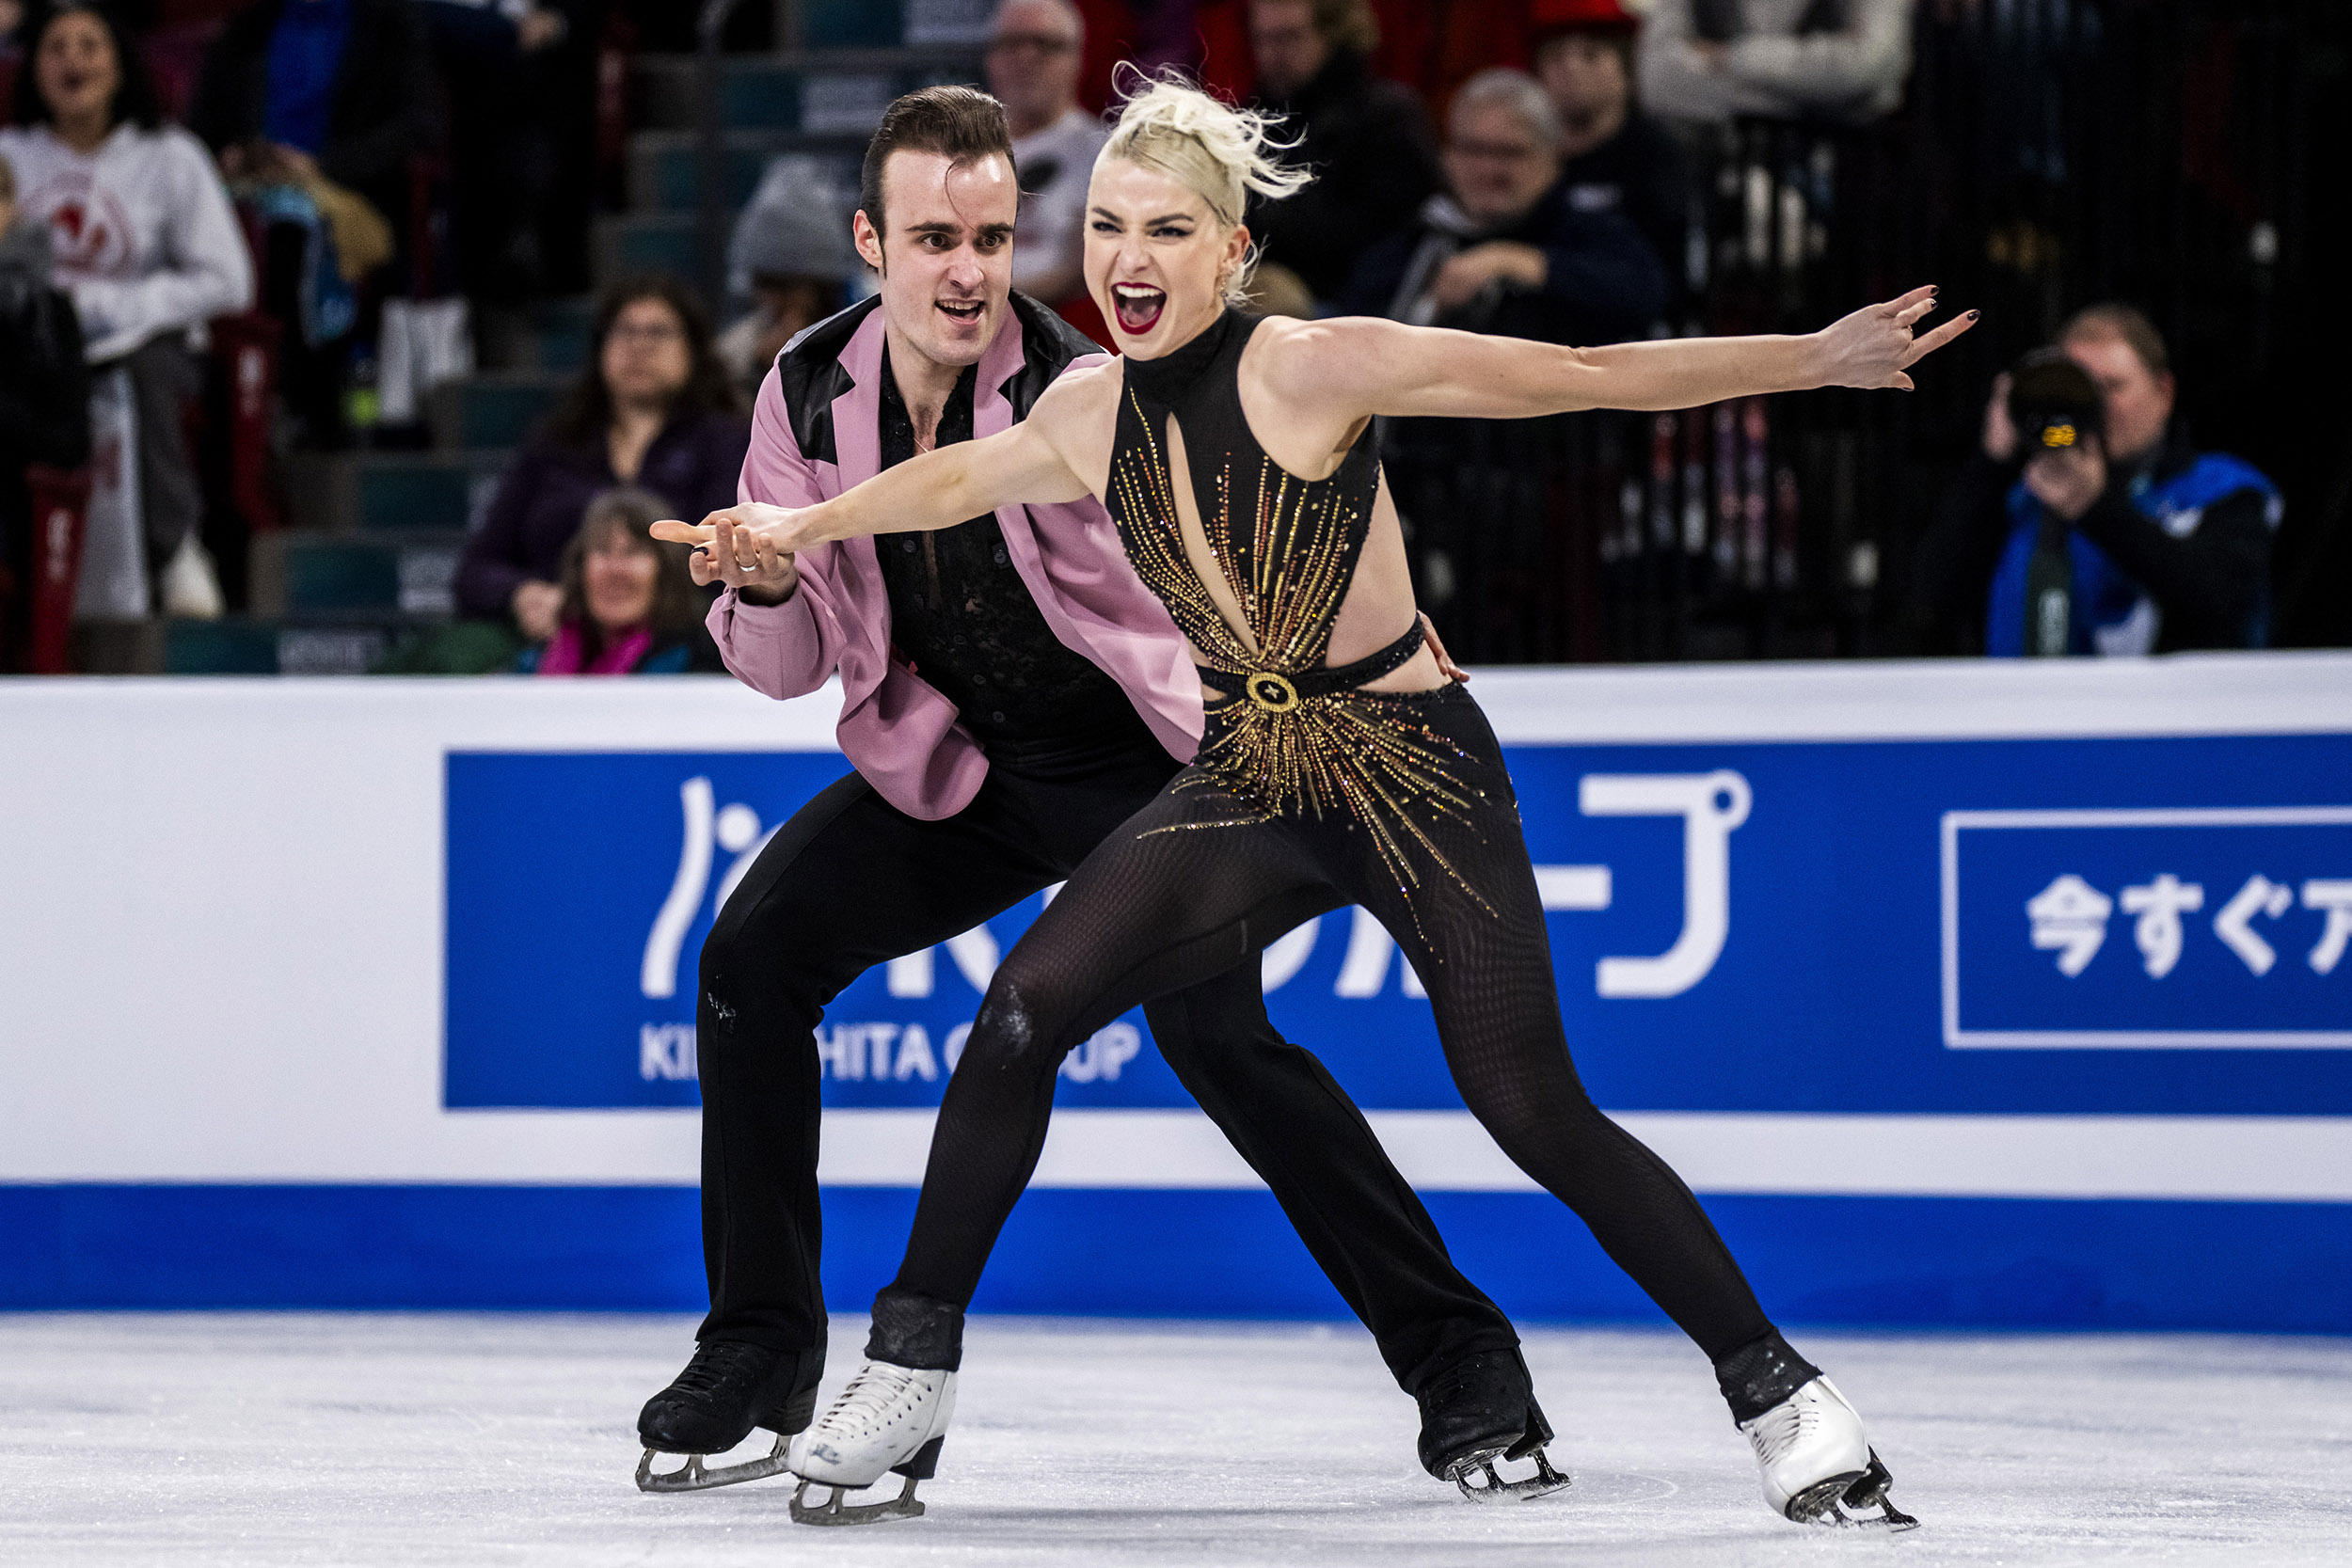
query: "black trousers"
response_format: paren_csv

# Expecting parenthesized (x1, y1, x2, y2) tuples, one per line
(886, 687, 1775, 1370)
(693, 721, 1518, 1393)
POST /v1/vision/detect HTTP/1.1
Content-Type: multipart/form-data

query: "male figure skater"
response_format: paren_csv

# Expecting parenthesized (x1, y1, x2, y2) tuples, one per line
(635, 85, 1558, 1503)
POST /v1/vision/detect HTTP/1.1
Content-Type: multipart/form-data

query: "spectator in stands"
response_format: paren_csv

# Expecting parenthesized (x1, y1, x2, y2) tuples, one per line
(1915, 304, 2281, 655)
(987, 0, 1102, 309)
(190, 0, 432, 225)
(1638, 0, 1913, 127)
(515, 486, 721, 675)
(1, 1, 252, 618)
(415, 0, 572, 312)
(1340, 68, 1663, 346)
(0, 147, 92, 665)
(718, 155, 857, 394)
(1534, 0, 1691, 321)
(190, 0, 431, 448)
(455, 275, 747, 644)
(1244, 0, 1440, 308)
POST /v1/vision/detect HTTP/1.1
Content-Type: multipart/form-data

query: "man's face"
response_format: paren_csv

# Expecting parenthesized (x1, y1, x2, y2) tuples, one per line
(1249, 0, 1329, 100)
(1444, 103, 1560, 229)
(854, 149, 1019, 370)
(985, 0, 1081, 128)
(2063, 332, 2173, 467)
(1534, 34, 1628, 125)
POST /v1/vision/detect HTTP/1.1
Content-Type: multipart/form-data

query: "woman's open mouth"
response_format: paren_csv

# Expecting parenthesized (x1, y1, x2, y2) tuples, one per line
(1112, 282, 1166, 336)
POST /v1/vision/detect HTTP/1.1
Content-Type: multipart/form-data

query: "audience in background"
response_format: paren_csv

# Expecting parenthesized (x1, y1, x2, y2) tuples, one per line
(988, 0, 1102, 310)
(719, 154, 856, 393)
(1639, 0, 1914, 127)
(415, 0, 572, 311)
(190, 0, 430, 447)
(515, 485, 720, 675)
(1534, 0, 1690, 324)
(455, 275, 745, 642)
(1243, 0, 1439, 309)
(1915, 304, 2281, 656)
(189, 0, 431, 225)
(1342, 67, 1662, 347)
(0, 146, 92, 666)
(1, 1, 250, 618)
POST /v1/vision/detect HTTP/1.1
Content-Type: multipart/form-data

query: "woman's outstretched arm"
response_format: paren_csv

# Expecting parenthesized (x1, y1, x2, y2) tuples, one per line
(651, 374, 1098, 559)
(1267, 286, 1977, 422)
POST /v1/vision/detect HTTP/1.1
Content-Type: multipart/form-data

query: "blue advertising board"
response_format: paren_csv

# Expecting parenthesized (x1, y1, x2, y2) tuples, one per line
(446, 734, 2352, 1121)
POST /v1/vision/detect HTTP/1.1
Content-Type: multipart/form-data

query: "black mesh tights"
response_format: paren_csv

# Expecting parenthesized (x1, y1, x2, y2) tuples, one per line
(886, 684, 1777, 1370)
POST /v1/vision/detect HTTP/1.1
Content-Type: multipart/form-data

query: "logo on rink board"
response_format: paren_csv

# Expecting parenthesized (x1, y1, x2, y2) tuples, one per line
(1944, 807, 2352, 1047)
(444, 735, 2352, 1117)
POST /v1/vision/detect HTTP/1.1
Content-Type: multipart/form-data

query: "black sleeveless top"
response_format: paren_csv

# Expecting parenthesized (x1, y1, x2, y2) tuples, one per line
(1105, 309, 1422, 710)
(1102, 311, 1486, 908)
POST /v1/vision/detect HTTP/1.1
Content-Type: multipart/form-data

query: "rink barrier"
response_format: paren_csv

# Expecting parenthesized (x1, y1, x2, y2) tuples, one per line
(3, 657, 2349, 1328)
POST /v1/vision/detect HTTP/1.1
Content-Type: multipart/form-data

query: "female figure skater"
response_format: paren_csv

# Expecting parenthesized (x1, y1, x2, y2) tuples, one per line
(660, 77, 1970, 1529)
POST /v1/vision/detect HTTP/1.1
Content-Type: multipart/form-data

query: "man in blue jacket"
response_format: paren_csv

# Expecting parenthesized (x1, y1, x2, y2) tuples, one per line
(1917, 303, 2281, 655)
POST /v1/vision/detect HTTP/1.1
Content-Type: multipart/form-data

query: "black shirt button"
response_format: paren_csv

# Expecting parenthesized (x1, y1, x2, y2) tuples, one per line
(973, 673, 987, 686)
(992, 711, 1007, 724)
(993, 546, 1009, 565)
(953, 633, 968, 645)
(901, 539, 916, 552)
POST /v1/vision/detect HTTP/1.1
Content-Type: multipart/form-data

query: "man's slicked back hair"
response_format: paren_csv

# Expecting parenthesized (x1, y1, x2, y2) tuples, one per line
(860, 86, 1017, 236)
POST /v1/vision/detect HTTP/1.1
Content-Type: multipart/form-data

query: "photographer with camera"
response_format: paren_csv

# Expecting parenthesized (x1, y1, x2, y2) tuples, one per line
(1915, 304, 2280, 656)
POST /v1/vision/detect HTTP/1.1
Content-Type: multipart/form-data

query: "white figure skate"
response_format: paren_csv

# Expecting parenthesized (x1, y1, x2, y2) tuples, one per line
(1740, 1376, 1917, 1528)
(785, 1360, 957, 1526)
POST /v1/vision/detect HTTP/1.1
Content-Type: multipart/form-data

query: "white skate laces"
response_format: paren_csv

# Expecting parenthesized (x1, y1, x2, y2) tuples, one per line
(786, 1359, 958, 1527)
(1739, 1377, 1918, 1529)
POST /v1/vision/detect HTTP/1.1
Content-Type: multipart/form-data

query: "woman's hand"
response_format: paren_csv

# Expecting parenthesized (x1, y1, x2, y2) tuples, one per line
(653, 506, 803, 604)
(1811, 287, 1979, 391)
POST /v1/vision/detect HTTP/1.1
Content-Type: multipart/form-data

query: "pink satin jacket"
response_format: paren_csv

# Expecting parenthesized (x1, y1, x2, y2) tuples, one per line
(708, 294, 1203, 819)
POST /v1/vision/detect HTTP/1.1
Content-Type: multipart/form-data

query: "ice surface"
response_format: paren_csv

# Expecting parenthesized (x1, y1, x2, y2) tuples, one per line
(4, 1313, 2349, 1567)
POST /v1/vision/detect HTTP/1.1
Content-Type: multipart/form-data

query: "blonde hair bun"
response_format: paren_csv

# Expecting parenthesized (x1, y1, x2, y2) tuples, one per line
(1096, 70, 1312, 304)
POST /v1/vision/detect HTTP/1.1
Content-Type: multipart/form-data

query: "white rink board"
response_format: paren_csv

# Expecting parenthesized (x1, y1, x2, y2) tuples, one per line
(4, 656, 2352, 1200)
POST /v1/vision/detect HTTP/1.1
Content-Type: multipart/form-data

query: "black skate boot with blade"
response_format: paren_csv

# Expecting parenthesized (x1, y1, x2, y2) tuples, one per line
(635, 1341, 821, 1493)
(1414, 1349, 1571, 1502)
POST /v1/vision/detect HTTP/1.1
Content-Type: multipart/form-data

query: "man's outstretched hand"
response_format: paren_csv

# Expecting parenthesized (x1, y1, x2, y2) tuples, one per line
(654, 508, 797, 605)
(1813, 286, 1979, 391)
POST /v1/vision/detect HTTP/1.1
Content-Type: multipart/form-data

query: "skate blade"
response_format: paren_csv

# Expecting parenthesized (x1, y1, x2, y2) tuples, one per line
(1842, 1450, 1921, 1530)
(1784, 1453, 1919, 1531)
(790, 1474, 925, 1527)
(635, 1433, 791, 1494)
(1451, 1445, 1572, 1503)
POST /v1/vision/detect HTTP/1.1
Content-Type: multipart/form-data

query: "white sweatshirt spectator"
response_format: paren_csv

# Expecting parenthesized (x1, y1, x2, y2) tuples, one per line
(1637, 0, 1913, 127)
(0, 121, 252, 363)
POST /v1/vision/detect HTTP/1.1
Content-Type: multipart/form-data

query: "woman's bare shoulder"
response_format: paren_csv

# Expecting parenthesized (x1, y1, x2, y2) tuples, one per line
(1025, 354, 1125, 493)
(1243, 314, 1397, 400)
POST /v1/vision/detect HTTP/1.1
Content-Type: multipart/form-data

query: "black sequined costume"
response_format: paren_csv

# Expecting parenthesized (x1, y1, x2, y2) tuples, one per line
(879, 310, 1812, 1419)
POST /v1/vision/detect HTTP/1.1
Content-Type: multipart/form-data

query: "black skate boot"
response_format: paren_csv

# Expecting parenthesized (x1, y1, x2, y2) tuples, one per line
(1414, 1348, 1570, 1503)
(635, 1340, 822, 1493)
